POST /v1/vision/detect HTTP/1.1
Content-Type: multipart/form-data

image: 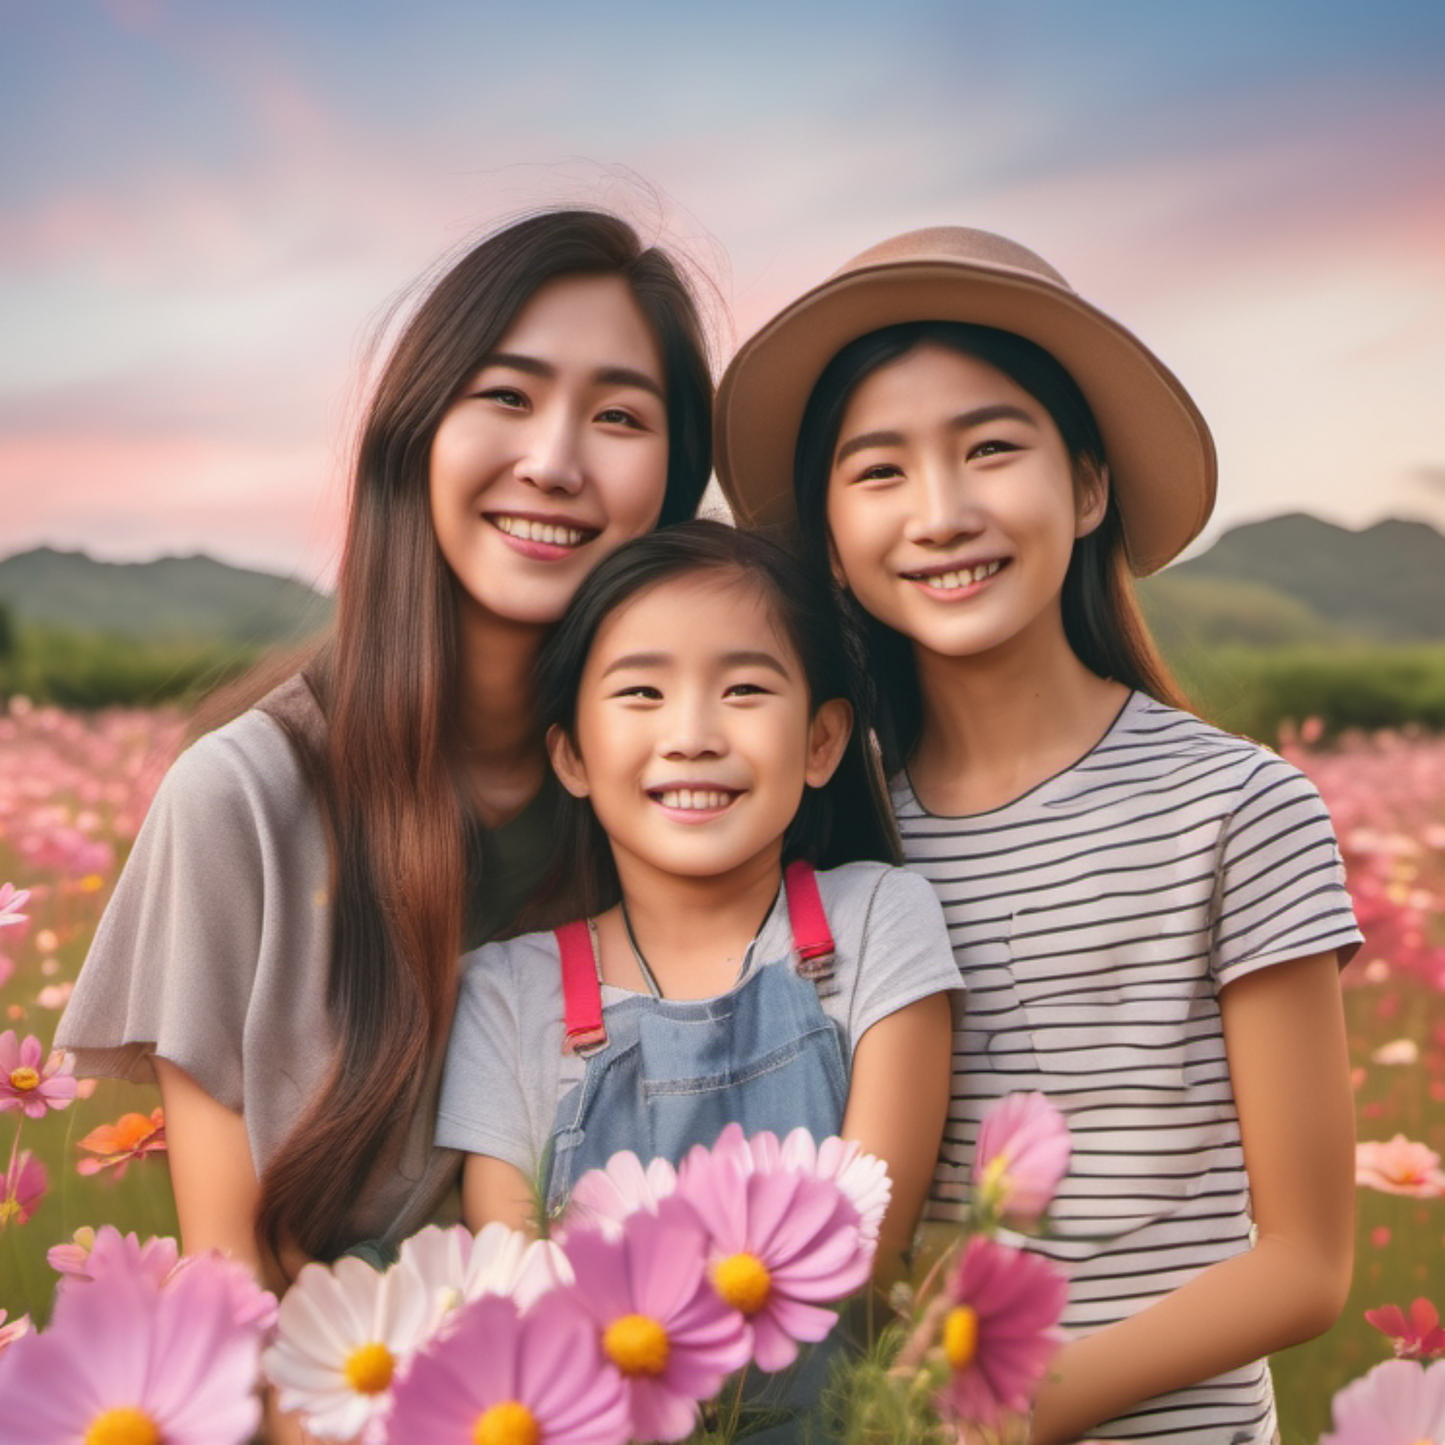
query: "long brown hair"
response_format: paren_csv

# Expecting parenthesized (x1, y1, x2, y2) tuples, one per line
(793, 321, 1187, 773)
(257, 210, 713, 1264)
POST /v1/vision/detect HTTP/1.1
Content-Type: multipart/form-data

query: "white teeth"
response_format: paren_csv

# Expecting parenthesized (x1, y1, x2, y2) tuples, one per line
(918, 559, 1003, 590)
(656, 788, 734, 811)
(493, 515, 591, 547)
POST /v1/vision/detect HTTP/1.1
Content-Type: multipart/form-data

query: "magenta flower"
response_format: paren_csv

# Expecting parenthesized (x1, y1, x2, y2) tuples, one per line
(974, 1092, 1071, 1226)
(0, 1149, 47, 1228)
(1356, 1135, 1445, 1198)
(1319, 1358, 1445, 1445)
(0, 1031, 77, 1117)
(676, 1131, 873, 1372)
(934, 1235, 1068, 1428)
(51, 1223, 179, 1287)
(1365, 1298, 1445, 1362)
(0, 1247, 264, 1445)
(559, 1196, 751, 1441)
(388, 1292, 632, 1445)
(0, 883, 29, 930)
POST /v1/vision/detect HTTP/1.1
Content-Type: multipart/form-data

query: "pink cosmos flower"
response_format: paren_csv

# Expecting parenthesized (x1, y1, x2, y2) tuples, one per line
(0, 884, 29, 929)
(1356, 1135, 1445, 1198)
(76, 1106, 166, 1177)
(1365, 1298, 1445, 1362)
(934, 1235, 1069, 1428)
(772, 1129, 892, 1243)
(0, 1149, 47, 1228)
(564, 1150, 680, 1237)
(0, 1311, 30, 1355)
(49, 1223, 179, 1286)
(0, 1246, 264, 1445)
(676, 1128, 873, 1372)
(559, 1196, 751, 1441)
(388, 1292, 632, 1445)
(1319, 1358, 1445, 1445)
(974, 1092, 1072, 1226)
(0, 1031, 77, 1117)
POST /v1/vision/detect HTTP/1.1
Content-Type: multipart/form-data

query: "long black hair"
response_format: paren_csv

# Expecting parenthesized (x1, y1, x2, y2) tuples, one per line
(793, 321, 1186, 772)
(530, 519, 900, 919)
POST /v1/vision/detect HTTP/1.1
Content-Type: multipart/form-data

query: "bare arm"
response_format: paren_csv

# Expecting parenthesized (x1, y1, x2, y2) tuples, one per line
(841, 990, 955, 1285)
(462, 1151, 539, 1235)
(1029, 951, 1355, 1444)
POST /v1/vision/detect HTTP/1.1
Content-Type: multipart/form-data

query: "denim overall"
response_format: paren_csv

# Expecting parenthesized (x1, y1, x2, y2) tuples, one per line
(544, 860, 848, 1212)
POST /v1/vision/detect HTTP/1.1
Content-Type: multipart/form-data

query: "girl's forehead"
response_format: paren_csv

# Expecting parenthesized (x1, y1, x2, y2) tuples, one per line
(587, 569, 802, 669)
(843, 342, 1036, 423)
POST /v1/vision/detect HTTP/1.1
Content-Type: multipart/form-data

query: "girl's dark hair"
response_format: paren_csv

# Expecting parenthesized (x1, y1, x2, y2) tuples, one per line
(530, 519, 900, 919)
(793, 321, 1187, 772)
(257, 210, 713, 1265)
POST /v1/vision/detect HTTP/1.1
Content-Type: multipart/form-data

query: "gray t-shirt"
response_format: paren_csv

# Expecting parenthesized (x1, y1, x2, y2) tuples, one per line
(56, 692, 553, 1247)
(436, 861, 962, 1177)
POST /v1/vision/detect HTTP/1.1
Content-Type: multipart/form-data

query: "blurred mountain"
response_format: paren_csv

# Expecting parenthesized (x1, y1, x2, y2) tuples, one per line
(0, 547, 331, 643)
(1139, 514, 1445, 645)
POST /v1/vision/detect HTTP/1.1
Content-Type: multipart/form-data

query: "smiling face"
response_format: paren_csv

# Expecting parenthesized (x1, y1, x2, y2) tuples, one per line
(825, 342, 1106, 667)
(549, 568, 850, 893)
(428, 272, 670, 632)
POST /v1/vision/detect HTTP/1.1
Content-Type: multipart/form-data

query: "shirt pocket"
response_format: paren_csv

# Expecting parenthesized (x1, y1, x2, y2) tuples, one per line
(1006, 906, 1198, 1095)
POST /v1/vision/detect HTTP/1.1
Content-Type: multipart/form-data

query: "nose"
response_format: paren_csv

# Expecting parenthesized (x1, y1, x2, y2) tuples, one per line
(905, 454, 981, 547)
(514, 405, 585, 495)
(660, 691, 727, 761)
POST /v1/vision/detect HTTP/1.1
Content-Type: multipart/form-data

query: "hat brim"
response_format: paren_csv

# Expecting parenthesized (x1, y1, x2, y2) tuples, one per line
(715, 256, 1215, 577)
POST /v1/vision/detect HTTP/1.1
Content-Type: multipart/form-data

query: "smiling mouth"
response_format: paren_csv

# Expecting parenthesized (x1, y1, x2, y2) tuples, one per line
(905, 559, 1007, 590)
(647, 787, 741, 811)
(489, 513, 599, 548)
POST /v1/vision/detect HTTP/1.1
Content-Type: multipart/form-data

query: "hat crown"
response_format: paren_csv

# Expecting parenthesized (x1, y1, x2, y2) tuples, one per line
(832, 226, 1074, 292)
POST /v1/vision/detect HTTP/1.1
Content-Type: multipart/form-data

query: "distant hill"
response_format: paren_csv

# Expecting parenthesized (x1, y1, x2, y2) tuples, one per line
(0, 547, 331, 643)
(1139, 514, 1445, 646)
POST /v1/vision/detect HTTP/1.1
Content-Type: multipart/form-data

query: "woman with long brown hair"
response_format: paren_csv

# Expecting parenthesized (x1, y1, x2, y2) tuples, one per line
(57, 208, 713, 1287)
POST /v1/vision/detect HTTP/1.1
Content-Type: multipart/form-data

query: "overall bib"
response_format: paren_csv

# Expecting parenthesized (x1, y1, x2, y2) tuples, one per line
(545, 860, 849, 1212)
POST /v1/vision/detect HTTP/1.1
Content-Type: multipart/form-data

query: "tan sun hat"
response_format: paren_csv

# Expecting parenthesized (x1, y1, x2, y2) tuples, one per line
(714, 226, 1216, 577)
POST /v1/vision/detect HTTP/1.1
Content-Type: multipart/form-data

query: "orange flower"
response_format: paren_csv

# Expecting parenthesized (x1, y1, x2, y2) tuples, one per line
(77, 1107, 167, 1179)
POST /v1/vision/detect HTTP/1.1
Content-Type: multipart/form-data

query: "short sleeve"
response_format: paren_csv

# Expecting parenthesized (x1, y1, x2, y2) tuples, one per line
(54, 711, 331, 1131)
(435, 937, 564, 1176)
(846, 866, 963, 1048)
(1212, 754, 1363, 987)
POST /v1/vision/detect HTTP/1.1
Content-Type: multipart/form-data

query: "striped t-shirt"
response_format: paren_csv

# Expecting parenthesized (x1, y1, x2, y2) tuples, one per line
(896, 692, 1361, 1444)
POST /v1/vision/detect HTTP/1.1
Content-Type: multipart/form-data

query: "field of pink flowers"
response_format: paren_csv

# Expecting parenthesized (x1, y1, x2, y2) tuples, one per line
(1, 701, 1441, 1441)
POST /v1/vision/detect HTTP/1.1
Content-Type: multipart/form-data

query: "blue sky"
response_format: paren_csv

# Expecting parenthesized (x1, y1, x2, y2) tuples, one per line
(3, 0, 1443, 578)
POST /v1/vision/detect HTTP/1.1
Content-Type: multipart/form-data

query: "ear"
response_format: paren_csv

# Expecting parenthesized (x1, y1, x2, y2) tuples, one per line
(804, 698, 853, 788)
(1074, 460, 1109, 540)
(546, 723, 591, 799)
(826, 533, 850, 592)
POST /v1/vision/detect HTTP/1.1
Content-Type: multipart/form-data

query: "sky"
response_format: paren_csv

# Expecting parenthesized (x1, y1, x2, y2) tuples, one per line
(3, 0, 1443, 586)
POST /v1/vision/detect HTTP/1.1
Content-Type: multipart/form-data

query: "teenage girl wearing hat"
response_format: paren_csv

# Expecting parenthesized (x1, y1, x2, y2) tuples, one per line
(717, 229, 1361, 1444)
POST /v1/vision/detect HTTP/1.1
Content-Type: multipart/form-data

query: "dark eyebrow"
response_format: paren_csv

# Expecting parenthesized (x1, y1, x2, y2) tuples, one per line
(833, 403, 1039, 466)
(480, 354, 664, 402)
(598, 649, 792, 680)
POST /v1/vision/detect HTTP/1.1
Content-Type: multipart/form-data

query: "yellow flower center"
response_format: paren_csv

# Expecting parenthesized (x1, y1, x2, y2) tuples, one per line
(84, 1407, 161, 1445)
(0, 1198, 21, 1226)
(473, 1400, 541, 1445)
(8, 1066, 40, 1093)
(603, 1312, 671, 1376)
(712, 1252, 772, 1315)
(943, 1305, 979, 1370)
(343, 1341, 395, 1395)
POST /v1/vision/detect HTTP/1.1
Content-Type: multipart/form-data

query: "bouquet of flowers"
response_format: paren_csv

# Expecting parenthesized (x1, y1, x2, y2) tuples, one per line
(0, 1092, 1076, 1445)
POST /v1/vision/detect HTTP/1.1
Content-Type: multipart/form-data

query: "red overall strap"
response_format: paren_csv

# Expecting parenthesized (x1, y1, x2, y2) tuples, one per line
(557, 920, 607, 1054)
(784, 859, 836, 982)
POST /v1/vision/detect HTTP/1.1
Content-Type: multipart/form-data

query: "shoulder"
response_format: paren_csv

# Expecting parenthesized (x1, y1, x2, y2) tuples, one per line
(813, 860, 947, 934)
(1108, 694, 1322, 804)
(158, 707, 313, 833)
(457, 928, 565, 1013)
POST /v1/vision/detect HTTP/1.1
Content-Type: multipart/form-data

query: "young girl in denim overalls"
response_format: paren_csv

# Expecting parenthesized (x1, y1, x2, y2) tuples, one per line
(436, 521, 959, 1288)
